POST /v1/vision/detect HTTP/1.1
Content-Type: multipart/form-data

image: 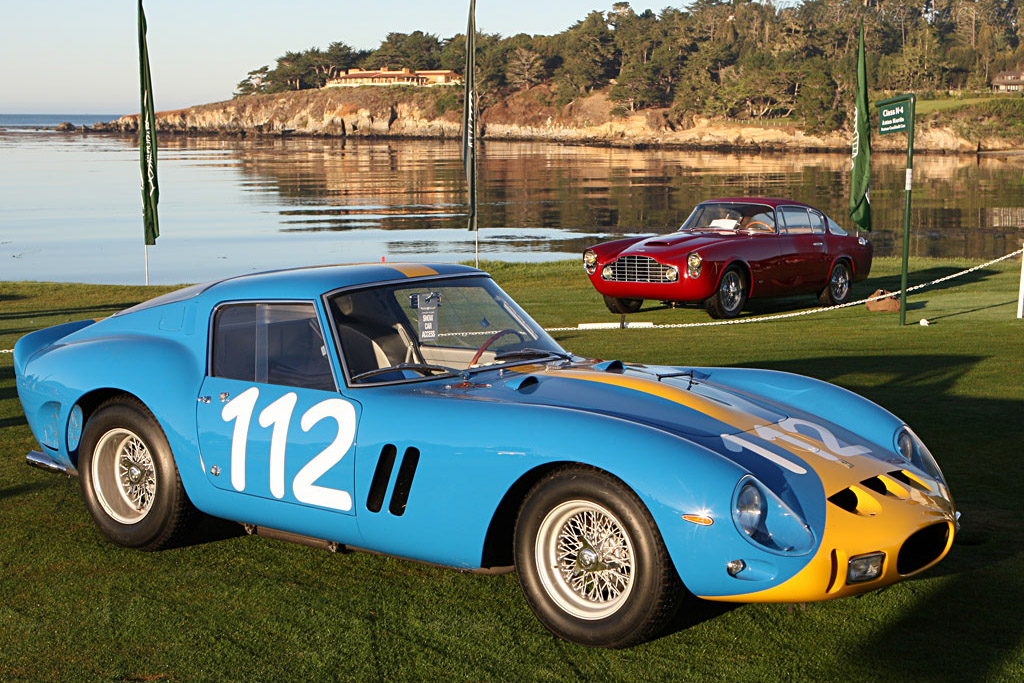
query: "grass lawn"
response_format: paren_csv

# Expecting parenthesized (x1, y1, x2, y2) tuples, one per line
(2, 257, 1022, 681)
(915, 97, 999, 115)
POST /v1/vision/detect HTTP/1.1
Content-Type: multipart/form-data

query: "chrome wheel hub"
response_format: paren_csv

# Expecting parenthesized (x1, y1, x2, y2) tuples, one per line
(831, 266, 850, 300)
(92, 428, 156, 524)
(535, 500, 636, 620)
(720, 272, 742, 312)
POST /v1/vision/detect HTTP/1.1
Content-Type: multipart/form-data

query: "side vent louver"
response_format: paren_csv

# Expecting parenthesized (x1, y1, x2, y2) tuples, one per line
(367, 445, 397, 513)
(366, 444, 421, 516)
(389, 447, 420, 516)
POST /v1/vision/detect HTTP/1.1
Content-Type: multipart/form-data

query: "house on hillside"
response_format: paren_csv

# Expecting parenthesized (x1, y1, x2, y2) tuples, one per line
(324, 68, 460, 88)
(992, 70, 1023, 92)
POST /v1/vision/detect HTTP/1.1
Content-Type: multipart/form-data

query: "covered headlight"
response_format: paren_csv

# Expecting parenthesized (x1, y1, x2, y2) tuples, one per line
(686, 252, 702, 278)
(583, 249, 598, 274)
(893, 426, 945, 483)
(732, 476, 815, 555)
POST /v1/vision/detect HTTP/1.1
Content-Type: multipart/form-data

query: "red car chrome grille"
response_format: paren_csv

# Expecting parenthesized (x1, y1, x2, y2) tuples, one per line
(603, 255, 672, 283)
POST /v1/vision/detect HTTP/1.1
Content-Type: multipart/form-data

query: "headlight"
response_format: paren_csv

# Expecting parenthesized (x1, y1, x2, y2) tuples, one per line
(664, 265, 679, 282)
(687, 252, 702, 278)
(734, 482, 765, 536)
(583, 249, 598, 274)
(893, 426, 945, 483)
(732, 476, 815, 555)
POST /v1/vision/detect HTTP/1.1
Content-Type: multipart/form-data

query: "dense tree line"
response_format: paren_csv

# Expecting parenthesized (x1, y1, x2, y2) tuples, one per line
(235, 0, 1023, 132)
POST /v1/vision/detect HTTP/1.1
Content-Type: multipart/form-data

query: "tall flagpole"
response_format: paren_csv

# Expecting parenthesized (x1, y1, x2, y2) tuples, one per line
(138, 0, 160, 285)
(461, 0, 479, 267)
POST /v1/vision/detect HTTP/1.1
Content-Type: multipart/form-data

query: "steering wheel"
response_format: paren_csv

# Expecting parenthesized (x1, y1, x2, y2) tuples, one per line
(469, 329, 525, 367)
(745, 220, 772, 232)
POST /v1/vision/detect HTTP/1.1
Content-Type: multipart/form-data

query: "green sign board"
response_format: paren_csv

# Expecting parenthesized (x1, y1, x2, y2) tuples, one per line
(879, 102, 909, 134)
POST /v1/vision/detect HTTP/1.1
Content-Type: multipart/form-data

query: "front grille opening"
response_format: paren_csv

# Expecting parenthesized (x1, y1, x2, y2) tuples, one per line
(889, 469, 932, 492)
(897, 522, 950, 575)
(860, 477, 888, 495)
(605, 255, 673, 283)
(828, 488, 858, 513)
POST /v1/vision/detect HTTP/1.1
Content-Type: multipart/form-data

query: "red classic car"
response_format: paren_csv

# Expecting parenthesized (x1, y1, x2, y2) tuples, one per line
(584, 198, 873, 318)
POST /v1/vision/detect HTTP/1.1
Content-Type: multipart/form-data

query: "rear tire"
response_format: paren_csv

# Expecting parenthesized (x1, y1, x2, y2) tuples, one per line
(79, 398, 195, 551)
(514, 466, 684, 648)
(705, 266, 747, 319)
(818, 260, 852, 306)
(603, 296, 643, 314)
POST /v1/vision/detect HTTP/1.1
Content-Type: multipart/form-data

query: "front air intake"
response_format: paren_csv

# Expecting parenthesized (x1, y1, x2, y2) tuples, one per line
(897, 522, 950, 575)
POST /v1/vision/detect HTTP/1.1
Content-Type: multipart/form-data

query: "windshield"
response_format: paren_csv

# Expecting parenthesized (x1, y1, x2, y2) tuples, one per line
(679, 203, 777, 233)
(326, 275, 568, 384)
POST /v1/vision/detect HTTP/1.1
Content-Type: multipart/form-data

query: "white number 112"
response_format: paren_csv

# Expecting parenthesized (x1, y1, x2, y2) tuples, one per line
(220, 387, 355, 512)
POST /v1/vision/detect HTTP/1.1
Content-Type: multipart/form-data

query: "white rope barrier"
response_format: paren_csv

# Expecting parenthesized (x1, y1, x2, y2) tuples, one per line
(544, 246, 1024, 333)
(1, 248, 1021, 355)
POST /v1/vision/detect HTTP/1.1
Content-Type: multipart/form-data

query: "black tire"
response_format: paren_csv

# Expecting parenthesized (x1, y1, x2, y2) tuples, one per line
(818, 260, 852, 306)
(514, 466, 684, 648)
(79, 397, 195, 551)
(603, 296, 643, 315)
(704, 266, 747, 319)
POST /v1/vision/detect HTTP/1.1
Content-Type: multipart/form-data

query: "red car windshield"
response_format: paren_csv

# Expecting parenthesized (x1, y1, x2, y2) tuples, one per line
(679, 203, 777, 233)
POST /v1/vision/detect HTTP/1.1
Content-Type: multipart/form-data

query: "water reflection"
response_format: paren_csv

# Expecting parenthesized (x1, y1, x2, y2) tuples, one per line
(1, 130, 1021, 285)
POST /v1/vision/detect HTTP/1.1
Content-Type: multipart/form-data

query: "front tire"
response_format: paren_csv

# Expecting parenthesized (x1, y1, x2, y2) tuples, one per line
(603, 296, 643, 314)
(818, 260, 852, 306)
(705, 266, 747, 319)
(79, 398, 195, 551)
(514, 466, 683, 648)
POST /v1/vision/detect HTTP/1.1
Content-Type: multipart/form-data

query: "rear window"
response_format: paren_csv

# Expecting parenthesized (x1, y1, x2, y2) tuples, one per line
(211, 302, 335, 391)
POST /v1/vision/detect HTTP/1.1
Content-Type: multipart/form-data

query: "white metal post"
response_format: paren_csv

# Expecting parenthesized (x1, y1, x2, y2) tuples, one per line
(1017, 242, 1023, 319)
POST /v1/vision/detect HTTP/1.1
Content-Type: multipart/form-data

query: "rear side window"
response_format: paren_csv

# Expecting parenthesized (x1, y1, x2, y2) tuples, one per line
(809, 211, 826, 234)
(211, 303, 335, 391)
(779, 207, 813, 234)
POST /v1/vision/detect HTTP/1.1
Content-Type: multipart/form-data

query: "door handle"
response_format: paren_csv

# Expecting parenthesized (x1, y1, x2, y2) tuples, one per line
(812, 241, 823, 247)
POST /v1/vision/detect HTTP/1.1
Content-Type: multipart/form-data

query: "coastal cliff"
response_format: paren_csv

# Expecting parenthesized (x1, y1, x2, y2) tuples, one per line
(92, 86, 1023, 153)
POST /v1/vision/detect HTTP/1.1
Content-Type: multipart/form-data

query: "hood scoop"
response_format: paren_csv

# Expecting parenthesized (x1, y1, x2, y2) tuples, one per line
(504, 374, 540, 393)
(594, 360, 625, 373)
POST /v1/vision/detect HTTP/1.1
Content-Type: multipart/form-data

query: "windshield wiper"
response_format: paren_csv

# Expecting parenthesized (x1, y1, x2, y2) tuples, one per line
(493, 348, 574, 362)
(350, 363, 461, 382)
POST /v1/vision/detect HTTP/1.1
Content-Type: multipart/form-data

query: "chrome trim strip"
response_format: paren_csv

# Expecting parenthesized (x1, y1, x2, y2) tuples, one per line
(26, 450, 79, 477)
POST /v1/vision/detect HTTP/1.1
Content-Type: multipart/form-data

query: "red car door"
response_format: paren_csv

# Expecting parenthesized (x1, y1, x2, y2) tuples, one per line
(777, 206, 827, 292)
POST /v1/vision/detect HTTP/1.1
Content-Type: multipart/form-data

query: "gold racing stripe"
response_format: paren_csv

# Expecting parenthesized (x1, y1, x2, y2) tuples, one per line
(387, 264, 439, 278)
(545, 367, 892, 494)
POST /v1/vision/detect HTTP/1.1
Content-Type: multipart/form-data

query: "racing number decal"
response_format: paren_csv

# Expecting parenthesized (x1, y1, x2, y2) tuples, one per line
(220, 388, 355, 512)
(722, 418, 871, 474)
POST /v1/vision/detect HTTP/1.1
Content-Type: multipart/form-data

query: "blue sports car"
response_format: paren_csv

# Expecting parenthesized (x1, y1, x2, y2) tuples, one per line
(14, 263, 957, 647)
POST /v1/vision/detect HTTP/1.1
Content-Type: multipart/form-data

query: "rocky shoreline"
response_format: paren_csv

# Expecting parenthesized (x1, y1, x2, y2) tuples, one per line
(67, 87, 1023, 154)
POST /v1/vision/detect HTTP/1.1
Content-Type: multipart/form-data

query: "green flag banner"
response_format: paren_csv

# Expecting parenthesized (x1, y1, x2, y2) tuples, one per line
(849, 21, 871, 231)
(461, 0, 478, 232)
(139, 0, 160, 245)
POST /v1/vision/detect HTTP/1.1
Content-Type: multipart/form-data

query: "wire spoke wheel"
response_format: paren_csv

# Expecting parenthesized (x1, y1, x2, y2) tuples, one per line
(536, 500, 636, 620)
(92, 428, 157, 524)
(830, 264, 850, 301)
(720, 271, 744, 313)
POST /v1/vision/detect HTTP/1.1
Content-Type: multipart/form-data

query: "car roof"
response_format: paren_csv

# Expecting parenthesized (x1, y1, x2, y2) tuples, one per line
(117, 263, 482, 315)
(701, 197, 815, 209)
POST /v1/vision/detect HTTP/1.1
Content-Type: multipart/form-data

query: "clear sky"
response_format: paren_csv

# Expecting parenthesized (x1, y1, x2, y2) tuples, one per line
(0, 0, 625, 115)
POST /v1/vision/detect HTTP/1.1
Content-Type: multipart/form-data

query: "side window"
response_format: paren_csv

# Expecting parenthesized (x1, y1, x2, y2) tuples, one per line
(212, 303, 335, 391)
(780, 207, 813, 234)
(827, 217, 848, 235)
(809, 211, 826, 234)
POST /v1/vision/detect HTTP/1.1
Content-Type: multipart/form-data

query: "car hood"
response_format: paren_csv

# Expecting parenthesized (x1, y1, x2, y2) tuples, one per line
(450, 360, 918, 494)
(617, 232, 741, 259)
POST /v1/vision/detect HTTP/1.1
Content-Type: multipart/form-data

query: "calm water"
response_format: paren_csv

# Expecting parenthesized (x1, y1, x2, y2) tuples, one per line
(1, 129, 1022, 285)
